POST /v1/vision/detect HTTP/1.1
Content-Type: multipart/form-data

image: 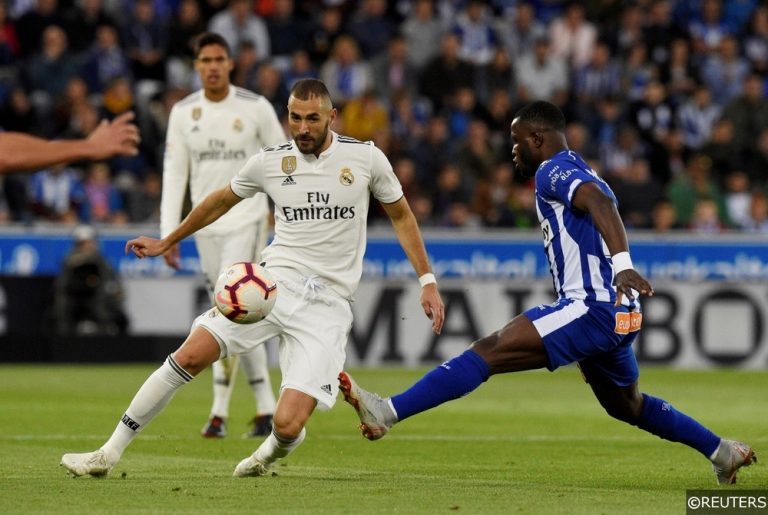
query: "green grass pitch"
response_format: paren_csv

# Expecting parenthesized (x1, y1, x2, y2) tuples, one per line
(0, 364, 764, 514)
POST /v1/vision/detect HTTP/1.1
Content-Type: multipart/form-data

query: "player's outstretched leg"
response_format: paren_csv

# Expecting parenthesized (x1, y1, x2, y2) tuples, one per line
(711, 439, 757, 485)
(338, 371, 397, 440)
(61, 354, 194, 477)
(202, 357, 239, 438)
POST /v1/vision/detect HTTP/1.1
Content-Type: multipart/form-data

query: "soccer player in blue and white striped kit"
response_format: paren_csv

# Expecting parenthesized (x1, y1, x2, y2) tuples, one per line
(340, 101, 756, 485)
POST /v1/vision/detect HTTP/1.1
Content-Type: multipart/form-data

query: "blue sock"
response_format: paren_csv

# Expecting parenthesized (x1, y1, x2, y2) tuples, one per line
(637, 394, 721, 458)
(391, 350, 490, 421)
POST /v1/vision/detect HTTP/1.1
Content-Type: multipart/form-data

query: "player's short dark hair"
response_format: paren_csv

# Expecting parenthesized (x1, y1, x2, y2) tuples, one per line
(515, 101, 566, 132)
(193, 32, 231, 58)
(290, 79, 332, 104)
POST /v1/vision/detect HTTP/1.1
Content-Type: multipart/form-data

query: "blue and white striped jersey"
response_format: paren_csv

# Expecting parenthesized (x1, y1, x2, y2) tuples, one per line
(534, 150, 631, 306)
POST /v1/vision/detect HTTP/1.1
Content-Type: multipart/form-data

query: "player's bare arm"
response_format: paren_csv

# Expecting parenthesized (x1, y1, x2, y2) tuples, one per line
(127, 185, 243, 258)
(0, 112, 140, 174)
(571, 182, 654, 305)
(380, 196, 445, 334)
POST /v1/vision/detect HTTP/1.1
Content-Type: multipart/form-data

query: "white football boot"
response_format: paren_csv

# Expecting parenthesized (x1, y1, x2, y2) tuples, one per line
(338, 371, 396, 441)
(60, 449, 114, 477)
(233, 454, 270, 477)
(711, 439, 757, 485)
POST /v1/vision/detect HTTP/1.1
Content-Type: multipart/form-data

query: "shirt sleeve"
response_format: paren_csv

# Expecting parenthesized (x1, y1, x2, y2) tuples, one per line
(159, 105, 190, 238)
(536, 160, 599, 210)
(230, 151, 266, 199)
(369, 144, 403, 204)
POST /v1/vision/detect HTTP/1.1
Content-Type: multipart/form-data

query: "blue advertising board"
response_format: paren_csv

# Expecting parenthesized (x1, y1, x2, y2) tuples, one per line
(0, 229, 766, 281)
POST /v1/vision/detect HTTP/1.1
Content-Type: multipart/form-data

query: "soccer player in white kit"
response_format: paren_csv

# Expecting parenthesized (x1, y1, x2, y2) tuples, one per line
(161, 32, 285, 439)
(60, 78, 445, 478)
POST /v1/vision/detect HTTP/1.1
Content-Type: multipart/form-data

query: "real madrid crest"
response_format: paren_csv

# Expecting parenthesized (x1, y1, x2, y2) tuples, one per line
(281, 156, 297, 174)
(233, 118, 243, 132)
(192, 107, 201, 121)
(339, 167, 354, 186)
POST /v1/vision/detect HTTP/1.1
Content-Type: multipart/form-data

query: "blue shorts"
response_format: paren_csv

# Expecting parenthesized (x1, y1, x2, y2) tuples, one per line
(523, 298, 640, 387)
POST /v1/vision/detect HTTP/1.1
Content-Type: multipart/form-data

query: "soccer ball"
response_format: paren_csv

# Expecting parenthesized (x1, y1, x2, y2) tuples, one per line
(214, 262, 277, 324)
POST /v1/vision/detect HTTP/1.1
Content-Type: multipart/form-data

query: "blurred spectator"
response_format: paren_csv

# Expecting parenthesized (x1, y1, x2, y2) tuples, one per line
(406, 114, 451, 184)
(699, 35, 749, 106)
(121, 0, 168, 84)
(340, 89, 388, 142)
(689, 197, 724, 233)
(629, 80, 675, 183)
(643, 0, 685, 67)
(496, 1, 546, 61)
(723, 170, 752, 228)
(743, 190, 768, 233)
(208, 0, 270, 60)
(0, 87, 39, 133)
(81, 161, 126, 223)
(266, 0, 310, 66)
(370, 34, 418, 105)
(549, 3, 596, 69)
(621, 42, 655, 104)
(29, 164, 85, 223)
(454, 118, 498, 186)
(572, 41, 621, 126)
(231, 40, 261, 90)
(478, 47, 514, 104)
(432, 162, 472, 225)
(658, 38, 698, 105)
(609, 158, 665, 229)
(747, 128, 768, 189)
(0, 2, 20, 65)
(62, 0, 115, 55)
(600, 124, 644, 179)
(392, 156, 422, 202)
(677, 84, 721, 152)
(744, 5, 768, 74)
(282, 49, 316, 90)
(565, 121, 596, 162)
(347, 0, 397, 60)
(667, 154, 726, 226)
(687, 0, 733, 56)
(253, 62, 288, 119)
(651, 198, 681, 232)
(51, 76, 91, 137)
(319, 35, 372, 107)
(23, 25, 79, 115)
(418, 32, 474, 113)
(603, 5, 643, 57)
(451, 0, 498, 68)
(53, 224, 128, 335)
(515, 36, 568, 108)
(16, 0, 64, 57)
(700, 118, 739, 178)
(80, 24, 132, 94)
(400, 0, 444, 72)
(166, 0, 206, 88)
(721, 74, 768, 163)
(305, 5, 343, 67)
(445, 86, 491, 140)
(125, 170, 160, 222)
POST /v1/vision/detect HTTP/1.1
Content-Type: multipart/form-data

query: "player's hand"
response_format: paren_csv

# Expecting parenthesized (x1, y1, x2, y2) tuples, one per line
(163, 243, 181, 270)
(614, 269, 654, 306)
(420, 284, 445, 335)
(86, 111, 141, 159)
(125, 236, 168, 258)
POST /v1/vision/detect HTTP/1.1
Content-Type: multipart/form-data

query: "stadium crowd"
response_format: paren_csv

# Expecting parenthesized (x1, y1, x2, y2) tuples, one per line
(0, 0, 766, 232)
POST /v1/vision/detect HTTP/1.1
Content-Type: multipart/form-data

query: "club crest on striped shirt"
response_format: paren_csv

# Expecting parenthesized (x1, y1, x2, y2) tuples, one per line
(339, 167, 354, 186)
(282, 156, 297, 174)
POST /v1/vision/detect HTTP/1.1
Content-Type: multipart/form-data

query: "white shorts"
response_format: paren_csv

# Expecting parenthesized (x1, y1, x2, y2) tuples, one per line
(194, 219, 269, 291)
(193, 266, 352, 410)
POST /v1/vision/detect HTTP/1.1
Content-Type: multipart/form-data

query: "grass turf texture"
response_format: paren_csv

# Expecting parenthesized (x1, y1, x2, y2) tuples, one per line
(0, 364, 765, 514)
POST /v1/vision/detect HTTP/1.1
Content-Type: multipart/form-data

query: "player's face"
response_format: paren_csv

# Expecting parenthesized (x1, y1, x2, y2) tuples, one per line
(195, 44, 233, 99)
(510, 118, 540, 177)
(288, 94, 336, 155)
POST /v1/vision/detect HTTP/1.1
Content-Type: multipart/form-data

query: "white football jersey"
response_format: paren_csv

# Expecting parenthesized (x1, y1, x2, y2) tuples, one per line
(231, 132, 403, 298)
(160, 86, 286, 238)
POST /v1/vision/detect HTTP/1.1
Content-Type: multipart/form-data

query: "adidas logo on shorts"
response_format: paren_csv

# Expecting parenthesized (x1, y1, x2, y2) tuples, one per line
(320, 384, 332, 395)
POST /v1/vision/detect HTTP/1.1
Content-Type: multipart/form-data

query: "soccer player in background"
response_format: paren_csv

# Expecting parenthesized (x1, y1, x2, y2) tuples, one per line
(60, 78, 445, 478)
(161, 32, 284, 439)
(339, 101, 756, 486)
(0, 111, 139, 174)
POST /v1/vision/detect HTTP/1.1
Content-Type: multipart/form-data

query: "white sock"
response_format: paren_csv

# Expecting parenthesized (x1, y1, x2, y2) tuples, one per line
(239, 346, 276, 415)
(101, 355, 193, 461)
(210, 358, 237, 418)
(253, 428, 306, 466)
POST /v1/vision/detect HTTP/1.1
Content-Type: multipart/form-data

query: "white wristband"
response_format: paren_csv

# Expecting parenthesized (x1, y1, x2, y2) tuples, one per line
(611, 252, 634, 275)
(418, 273, 437, 288)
